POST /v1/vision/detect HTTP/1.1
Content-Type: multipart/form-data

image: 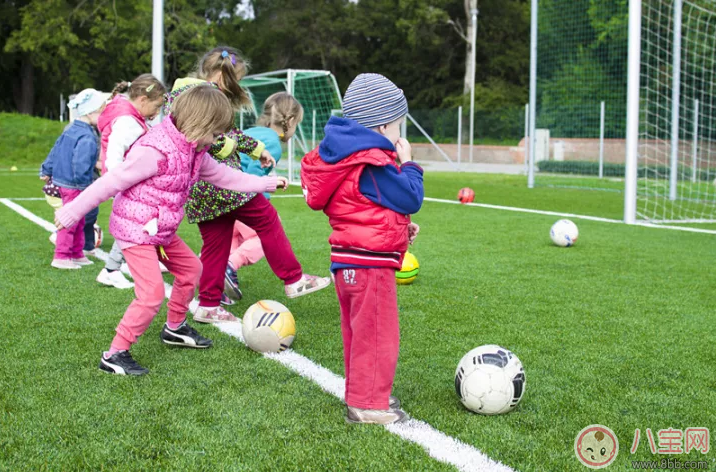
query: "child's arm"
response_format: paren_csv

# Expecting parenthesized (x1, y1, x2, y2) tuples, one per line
(55, 146, 162, 229)
(40, 142, 58, 179)
(105, 116, 145, 172)
(213, 128, 266, 160)
(198, 153, 282, 194)
(358, 162, 424, 215)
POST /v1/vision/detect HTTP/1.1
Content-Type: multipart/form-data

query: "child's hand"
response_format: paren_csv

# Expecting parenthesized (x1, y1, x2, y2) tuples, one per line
(276, 176, 289, 190)
(54, 214, 65, 231)
(260, 150, 276, 169)
(408, 222, 420, 244)
(40, 175, 50, 182)
(396, 138, 412, 164)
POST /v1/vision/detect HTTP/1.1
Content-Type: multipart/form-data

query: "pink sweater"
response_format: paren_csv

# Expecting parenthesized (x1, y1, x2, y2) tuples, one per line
(56, 146, 277, 248)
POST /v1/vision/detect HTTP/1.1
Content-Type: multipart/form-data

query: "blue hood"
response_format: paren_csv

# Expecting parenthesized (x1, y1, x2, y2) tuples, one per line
(318, 116, 395, 163)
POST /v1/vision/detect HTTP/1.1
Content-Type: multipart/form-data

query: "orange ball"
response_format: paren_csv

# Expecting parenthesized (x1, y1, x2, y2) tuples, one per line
(458, 187, 475, 204)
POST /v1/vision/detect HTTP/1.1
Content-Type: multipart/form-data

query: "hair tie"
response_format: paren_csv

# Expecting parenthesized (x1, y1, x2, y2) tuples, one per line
(230, 53, 236, 66)
(221, 50, 237, 65)
(127, 81, 131, 87)
(146, 84, 155, 92)
(221, 50, 229, 58)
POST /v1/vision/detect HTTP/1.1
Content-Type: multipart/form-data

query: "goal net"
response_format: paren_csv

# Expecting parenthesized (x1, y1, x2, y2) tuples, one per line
(635, 0, 716, 223)
(240, 70, 343, 184)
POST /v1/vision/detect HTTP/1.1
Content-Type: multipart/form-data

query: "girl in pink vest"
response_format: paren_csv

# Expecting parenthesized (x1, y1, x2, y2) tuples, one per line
(96, 74, 167, 291)
(55, 85, 287, 376)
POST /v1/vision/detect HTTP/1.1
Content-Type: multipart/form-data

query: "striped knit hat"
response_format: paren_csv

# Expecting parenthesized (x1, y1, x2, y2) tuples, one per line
(342, 73, 408, 129)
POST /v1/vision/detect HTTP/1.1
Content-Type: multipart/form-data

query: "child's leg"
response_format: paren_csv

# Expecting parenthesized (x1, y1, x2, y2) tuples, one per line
(105, 240, 125, 271)
(160, 235, 202, 327)
(335, 268, 399, 410)
(228, 221, 264, 269)
(197, 212, 237, 307)
(110, 244, 165, 351)
(83, 206, 99, 251)
(55, 188, 84, 260)
(233, 195, 302, 285)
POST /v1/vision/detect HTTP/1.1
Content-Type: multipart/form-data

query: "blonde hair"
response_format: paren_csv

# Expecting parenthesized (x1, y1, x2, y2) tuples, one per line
(256, 92, 304, 139)
(111, 74, 166, 101)
(195, 46, 252, 111)
(171, 85, 234, 142)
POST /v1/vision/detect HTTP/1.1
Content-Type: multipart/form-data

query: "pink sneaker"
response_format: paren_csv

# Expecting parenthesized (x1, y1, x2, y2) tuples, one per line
(193, 305, 239, 323)
(51, 259, 81, 270)
(72, 256, 94, 266)
(285, 274, 331, 299)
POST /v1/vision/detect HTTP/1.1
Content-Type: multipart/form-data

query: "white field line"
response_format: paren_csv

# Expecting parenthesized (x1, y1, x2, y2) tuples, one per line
(2, 199, 516, 472)
(424, 197, 716, 235)
(4, 197, 46, 201)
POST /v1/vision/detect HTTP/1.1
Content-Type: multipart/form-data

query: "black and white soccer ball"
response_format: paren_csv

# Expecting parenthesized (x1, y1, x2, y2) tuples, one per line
(454, 344, 526, 415)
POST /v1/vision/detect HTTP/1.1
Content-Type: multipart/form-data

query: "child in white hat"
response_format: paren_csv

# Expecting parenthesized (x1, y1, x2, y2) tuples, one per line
(40, 89, 106, 269)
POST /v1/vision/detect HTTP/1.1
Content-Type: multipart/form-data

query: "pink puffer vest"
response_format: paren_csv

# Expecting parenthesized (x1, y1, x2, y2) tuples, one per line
(109, 116, 205, 246)
(97, 96, 148, 174)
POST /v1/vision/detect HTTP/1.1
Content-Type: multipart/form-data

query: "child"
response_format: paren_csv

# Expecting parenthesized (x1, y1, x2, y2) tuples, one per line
(223, 92, 303, 304)
(54, 85, 287, 375)
(40, 89, 106, 269)
(95, 74, 167, 290)
(165, 47, 330, 324)
(301, 73, 424, 424)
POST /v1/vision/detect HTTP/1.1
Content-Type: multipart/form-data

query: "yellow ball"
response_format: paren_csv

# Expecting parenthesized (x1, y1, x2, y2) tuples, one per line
(396, 251, 419, 285)
(242, 300, 296, 353)
(9, 166, 17, 172)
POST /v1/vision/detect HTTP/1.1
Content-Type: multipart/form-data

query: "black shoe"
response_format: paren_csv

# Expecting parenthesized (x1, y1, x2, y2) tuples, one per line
(99, 351, 149, 376)
(224, 262, 243, 301)
(160, 322, 213, 349)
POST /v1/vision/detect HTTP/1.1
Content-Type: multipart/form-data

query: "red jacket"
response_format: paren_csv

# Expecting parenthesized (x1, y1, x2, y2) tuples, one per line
(301, 147, 410, 269)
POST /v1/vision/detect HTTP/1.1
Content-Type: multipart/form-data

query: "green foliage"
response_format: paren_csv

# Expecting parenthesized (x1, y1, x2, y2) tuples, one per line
(0, 112, 65, 168)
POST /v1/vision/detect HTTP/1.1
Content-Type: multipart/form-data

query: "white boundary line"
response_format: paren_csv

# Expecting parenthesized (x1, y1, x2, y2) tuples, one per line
(424, 197, 716, 235)
(0, 198, 515, 472)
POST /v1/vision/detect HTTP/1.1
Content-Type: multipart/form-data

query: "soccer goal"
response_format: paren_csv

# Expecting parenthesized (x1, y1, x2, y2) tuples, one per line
(625, 0, 716, 223)
(240, 69, 343, 184)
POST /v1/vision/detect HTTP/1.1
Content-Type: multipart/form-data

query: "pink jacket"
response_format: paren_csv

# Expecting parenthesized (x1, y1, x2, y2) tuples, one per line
(97, 96, 147, 174)
(56, 116, 278, 247)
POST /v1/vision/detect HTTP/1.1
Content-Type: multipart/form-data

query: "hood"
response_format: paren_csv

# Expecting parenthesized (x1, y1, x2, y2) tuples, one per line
(318, 116, 395, 163)
(98, 96, 144, 134)
(171, 77, 207, 91)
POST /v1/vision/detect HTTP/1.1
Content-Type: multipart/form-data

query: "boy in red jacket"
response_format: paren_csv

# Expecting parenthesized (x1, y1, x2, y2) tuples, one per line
(301, 73, 423, 424)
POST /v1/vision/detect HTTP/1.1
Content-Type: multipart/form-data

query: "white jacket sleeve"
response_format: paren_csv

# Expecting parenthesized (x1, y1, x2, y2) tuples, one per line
(105, 116, 146, 172)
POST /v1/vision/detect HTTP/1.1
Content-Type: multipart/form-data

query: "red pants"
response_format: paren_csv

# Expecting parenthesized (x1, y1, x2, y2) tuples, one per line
(111, 235, 201, 351)
(197, 194, 302, 307)
(335, 267, 399, 410)
(55, 188, 85, 260)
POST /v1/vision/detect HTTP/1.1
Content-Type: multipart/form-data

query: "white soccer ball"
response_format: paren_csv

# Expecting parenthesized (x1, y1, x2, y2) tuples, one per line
(242, 300, 296, 353)
(550, 219, 579, 247)
(454, 344, 526, 415)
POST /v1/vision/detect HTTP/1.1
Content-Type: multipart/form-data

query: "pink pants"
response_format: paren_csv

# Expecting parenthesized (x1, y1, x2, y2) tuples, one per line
(228, 221, 265, 269)
(110, 235, 202, 351)
(335, 267, 400, 410)
(55, 188, 85, 260)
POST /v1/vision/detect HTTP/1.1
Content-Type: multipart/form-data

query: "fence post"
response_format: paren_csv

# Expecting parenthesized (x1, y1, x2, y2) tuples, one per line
(527, 0, 538, 188)
(457, 106, 462, 168)
(524, 103, 529, 174)
(599, 101, 606, 179)
(60, 94, 65, 123)
(312, 109, 317, 149)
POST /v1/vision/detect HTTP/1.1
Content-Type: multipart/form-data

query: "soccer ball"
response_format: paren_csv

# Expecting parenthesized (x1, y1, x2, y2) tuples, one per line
(242, 300, 296, 353)
(396, 251, 419, 285)
(550, 219, 579, 247)
(94, 224, 103, 248)
(454, 344, 526, 415)
(458, 187, 475, 204)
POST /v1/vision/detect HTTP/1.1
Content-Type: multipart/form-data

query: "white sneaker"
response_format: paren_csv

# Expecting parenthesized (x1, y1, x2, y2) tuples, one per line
(84, 249, 96, 257)
(285, 274, 332, 299)
(51, 259, 81, 270)
(72, 257, 94, 266)
(97, 268, 134, 289)
(193, 306, 239, 323)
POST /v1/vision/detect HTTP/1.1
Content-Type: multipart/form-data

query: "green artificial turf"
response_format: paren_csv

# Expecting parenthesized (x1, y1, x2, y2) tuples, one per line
(1, 173, 714, 471)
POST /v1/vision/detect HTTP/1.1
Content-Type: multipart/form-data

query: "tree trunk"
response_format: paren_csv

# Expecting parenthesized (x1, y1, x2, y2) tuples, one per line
(463, 0, 478, 95)
(14, 58, 34, 115)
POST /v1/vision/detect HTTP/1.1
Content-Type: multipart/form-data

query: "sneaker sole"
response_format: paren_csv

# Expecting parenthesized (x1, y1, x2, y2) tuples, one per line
(192, 315, 238, 324)
(344, 415, 409, 425)
(286, 280, 332, 299)
(98, 358, 148, 376)
(51, 263, 81, 270)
